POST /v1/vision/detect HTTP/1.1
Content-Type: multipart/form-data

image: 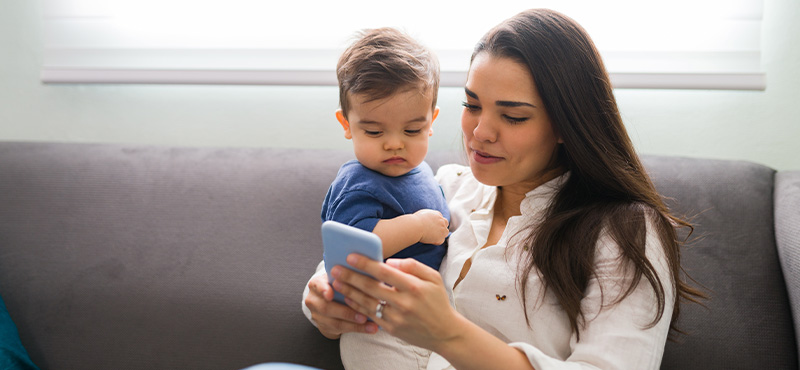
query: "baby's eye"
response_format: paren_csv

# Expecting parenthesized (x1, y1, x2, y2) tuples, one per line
(364, 130, 382, 136)
(405, 129, 422, 135)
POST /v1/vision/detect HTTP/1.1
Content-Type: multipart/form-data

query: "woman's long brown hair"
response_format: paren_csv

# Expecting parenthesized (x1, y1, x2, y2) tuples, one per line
(472, 8, 705, 339)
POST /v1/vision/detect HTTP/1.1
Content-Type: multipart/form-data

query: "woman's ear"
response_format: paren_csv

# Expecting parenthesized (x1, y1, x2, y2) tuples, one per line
(429, 106, 440, 136)
(335, 109, 352, 140)
(554, 128, 564, 144)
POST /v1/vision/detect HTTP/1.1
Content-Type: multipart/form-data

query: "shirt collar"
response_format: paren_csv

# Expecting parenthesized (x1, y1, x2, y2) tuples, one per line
(519, 172, 570, 216)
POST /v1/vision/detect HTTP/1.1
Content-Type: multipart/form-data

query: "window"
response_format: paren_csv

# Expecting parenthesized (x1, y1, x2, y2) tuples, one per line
(41, 0, 765, 90)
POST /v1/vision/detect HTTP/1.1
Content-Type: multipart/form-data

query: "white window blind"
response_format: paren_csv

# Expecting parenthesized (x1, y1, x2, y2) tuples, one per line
(41, 0, 765, 90)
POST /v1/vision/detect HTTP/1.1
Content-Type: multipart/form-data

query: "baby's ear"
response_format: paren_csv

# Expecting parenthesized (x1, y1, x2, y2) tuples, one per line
(429, 106, 440, 136)
(335, 109, 352, 140)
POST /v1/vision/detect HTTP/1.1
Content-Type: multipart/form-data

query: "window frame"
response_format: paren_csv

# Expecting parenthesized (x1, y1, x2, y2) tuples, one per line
(41, 0, 766, 90)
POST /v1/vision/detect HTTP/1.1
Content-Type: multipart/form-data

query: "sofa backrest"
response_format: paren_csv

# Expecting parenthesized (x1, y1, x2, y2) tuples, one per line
(0, 142, 796, 370)
(0, 143, 352, 370)
(640, 156, 797, 369)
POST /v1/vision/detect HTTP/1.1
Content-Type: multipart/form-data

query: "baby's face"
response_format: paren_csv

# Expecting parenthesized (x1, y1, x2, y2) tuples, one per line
(344, 89, 438, 177)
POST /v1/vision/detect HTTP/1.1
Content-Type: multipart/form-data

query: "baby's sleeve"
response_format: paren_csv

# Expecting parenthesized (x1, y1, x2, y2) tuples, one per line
(324, 189, 385, 233)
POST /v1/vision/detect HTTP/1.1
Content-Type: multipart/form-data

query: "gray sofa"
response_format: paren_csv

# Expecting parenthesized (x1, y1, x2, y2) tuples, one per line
(0, 141, 798, 370)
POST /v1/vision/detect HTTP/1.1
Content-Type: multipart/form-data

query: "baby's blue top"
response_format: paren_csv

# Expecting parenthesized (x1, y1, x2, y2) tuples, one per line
(321, 160, 450, 270)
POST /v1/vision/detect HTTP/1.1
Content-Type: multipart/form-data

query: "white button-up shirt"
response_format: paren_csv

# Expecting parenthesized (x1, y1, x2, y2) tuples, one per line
(427, 164, 674, 370)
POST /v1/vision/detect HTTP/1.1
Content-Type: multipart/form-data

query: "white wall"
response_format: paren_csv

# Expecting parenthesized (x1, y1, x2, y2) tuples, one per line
(1, 0, 797, 170)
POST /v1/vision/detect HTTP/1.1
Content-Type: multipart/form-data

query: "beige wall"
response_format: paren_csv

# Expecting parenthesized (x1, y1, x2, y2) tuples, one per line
(1, 0, 797, 170)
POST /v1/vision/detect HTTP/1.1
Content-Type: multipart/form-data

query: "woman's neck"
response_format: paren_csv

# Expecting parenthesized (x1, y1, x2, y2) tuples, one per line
(496, 167, 565, 221)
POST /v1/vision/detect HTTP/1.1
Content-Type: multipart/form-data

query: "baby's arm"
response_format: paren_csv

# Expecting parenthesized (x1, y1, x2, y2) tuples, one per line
(372, 209, 449, 258)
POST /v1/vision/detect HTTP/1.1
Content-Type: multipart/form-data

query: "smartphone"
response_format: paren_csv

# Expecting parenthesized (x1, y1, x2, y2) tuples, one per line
(321, 220, 383, 304)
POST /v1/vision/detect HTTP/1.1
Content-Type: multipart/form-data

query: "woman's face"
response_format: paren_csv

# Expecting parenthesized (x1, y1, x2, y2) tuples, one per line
(461, 53, 562, 192)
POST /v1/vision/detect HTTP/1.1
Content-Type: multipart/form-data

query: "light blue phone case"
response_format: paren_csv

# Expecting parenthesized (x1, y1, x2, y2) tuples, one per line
(321, 220, 383, 304)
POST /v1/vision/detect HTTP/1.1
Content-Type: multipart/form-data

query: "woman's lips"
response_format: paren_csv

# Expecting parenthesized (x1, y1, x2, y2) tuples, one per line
(471, 149, 503, 164)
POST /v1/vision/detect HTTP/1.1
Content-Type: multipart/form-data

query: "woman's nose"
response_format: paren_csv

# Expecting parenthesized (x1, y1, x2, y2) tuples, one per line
(472, 118, 497, 143)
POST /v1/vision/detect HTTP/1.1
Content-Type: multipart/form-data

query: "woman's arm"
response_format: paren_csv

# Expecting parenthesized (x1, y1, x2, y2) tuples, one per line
(560, 228, 674, 369)
(510, 222, 675, 370)
(331, 255, 535, 370)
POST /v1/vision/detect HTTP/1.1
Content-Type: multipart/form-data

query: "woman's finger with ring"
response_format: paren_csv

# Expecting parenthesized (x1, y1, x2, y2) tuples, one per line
(375, 300, 387, 319)
(334, 282, 388, 324)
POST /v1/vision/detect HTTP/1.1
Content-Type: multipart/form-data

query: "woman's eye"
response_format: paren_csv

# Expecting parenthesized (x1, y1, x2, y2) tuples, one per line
(462, 101, 480, 112)
(503, 115, 529, 124)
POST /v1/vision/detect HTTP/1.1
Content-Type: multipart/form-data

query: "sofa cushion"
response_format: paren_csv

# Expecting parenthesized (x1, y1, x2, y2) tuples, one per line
(642, 156, 797, 369)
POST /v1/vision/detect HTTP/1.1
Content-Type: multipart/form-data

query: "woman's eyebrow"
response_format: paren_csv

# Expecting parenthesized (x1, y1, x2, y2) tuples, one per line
(465, 87, 536, 108)
(465, 87, 478, 99)
(496, 100, 536, 108)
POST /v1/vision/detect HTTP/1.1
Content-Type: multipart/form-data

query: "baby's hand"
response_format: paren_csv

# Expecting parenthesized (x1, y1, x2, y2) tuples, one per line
(414, 209, 449, 245)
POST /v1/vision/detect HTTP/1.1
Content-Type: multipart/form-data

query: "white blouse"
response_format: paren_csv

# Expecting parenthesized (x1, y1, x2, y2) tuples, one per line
(427, 164, 674, 370)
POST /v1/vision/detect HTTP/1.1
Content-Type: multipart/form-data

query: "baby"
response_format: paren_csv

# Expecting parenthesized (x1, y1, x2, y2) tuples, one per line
(320, 27, 449, 369)
(321, 27, 449, 269)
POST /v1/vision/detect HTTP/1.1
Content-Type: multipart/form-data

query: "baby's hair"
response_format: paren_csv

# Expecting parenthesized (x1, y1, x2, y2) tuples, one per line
(337, 28, 439, 119)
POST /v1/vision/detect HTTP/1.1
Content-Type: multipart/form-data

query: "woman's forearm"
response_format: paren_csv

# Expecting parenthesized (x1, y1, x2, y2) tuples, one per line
(433, 314, 536, 370)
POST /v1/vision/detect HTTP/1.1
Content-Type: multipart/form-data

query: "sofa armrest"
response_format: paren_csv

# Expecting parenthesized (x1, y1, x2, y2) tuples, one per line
(776, 170, 800, 367)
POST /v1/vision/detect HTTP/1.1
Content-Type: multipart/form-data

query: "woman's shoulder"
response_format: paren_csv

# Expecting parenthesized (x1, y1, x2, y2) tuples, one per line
(594, 203, 672, 269)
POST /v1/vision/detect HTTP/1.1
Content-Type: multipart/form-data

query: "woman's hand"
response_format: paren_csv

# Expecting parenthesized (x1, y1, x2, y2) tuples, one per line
(332, 255, 535, 370)
(330, 254, 464, 352)
(304, 273, 379, 339)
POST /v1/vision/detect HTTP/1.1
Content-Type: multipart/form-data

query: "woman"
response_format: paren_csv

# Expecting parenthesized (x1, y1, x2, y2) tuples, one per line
(303, 8, 703, 370)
